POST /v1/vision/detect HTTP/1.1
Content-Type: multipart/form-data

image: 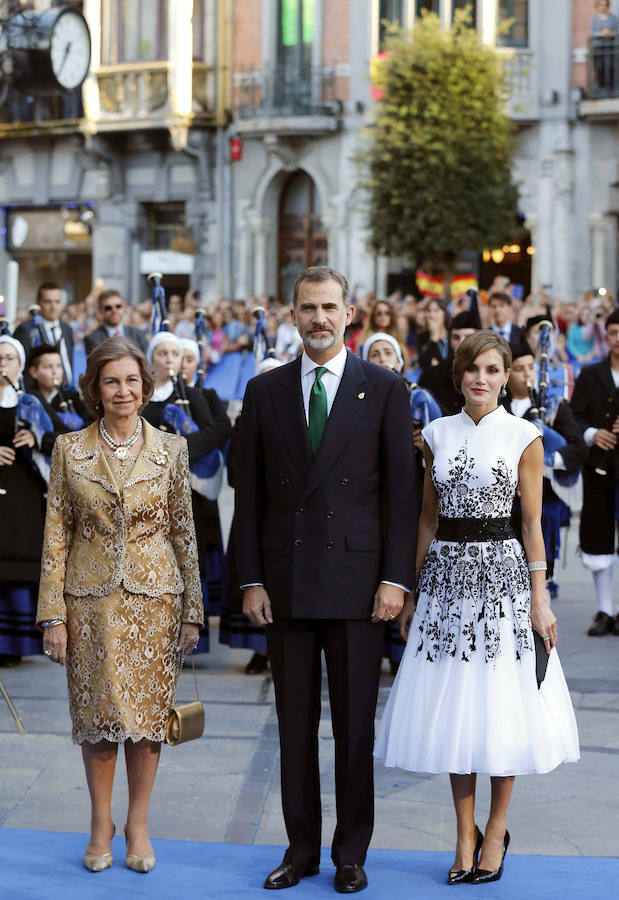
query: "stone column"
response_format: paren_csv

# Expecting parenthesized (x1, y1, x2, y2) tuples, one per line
(589, 214, 611, 290)
(251, 217, 273, 297)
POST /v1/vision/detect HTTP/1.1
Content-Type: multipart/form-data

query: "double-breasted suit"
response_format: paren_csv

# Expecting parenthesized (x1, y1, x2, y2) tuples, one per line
(36, 418, 203, 744)
(570, 359, 619, 556)
(236, 350, 417, 868)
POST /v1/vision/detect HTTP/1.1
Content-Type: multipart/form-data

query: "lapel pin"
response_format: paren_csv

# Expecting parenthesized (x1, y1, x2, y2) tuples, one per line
(358, 392, 365, 399)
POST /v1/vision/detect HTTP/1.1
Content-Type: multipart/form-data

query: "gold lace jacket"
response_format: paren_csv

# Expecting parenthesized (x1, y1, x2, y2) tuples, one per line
(36, 418, 204, 626)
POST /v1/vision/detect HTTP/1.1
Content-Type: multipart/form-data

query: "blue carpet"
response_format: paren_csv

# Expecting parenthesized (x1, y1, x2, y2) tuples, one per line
(1, 830, 615, 899)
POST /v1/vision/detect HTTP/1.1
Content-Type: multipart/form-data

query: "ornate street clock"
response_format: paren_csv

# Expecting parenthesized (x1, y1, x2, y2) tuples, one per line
(1, 6, 91, 96)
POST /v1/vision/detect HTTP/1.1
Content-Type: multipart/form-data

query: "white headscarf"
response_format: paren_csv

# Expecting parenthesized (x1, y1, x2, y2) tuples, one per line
(257, 357, 284, 375)
(361, 332, 404, 372)
(179, 338, 201, 362)
(146, 331, 182, 364)
(0, 336, 26, 370)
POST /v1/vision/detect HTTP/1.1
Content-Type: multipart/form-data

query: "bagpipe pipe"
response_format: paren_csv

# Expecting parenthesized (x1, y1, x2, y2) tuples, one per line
(252, 305, 277, 369)
(148, 273, 224, 500)
(0, 319, 53, 483)
(525, 309, 579, 499)
(27, 304, 49, 348)
(52, 379, 84, 432)
(194, 308, 209, 389)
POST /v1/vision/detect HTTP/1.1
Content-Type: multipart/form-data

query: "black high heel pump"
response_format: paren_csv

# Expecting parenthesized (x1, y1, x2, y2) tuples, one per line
(471, 830, 510, 884)
(447, 825, 483, 885)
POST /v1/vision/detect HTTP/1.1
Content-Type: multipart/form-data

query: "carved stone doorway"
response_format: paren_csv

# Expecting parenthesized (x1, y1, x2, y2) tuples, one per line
(278, 170, 327, 303)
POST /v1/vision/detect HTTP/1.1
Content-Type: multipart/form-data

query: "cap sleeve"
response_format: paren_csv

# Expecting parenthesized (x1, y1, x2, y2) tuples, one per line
(421, 419, 437, 454)
(517, 417, 542, 459)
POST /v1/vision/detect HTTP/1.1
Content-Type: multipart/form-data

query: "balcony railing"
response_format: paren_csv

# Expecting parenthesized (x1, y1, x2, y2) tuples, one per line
(0, 88, 84, 134)
(587, 36, 619, 99)
(234, 64, 343, 119)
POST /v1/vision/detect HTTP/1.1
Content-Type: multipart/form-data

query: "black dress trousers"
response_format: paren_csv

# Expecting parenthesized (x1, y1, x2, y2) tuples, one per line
(266, 617, 384, 868)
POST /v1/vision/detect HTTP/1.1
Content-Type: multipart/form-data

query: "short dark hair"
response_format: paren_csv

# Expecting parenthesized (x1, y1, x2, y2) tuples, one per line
(37, 282, 61, 302)
(606, 308, 619, 329)
(79, 337, 154, 416)
(291, 266, 350, 306)
(489, 291, 512, 305)
(98, 289, 125, 308)
(27, 344, 62, 369)
(452, 330, 512, 392)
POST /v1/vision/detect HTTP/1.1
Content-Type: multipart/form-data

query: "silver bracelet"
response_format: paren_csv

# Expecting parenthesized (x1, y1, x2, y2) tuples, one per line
(41, 618, 64, 628)
(527, 561, 547, 572)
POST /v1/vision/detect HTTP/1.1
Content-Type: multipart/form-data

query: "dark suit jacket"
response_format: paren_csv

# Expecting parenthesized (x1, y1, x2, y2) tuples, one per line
(14, 318, 75, 382)
(85, 325, 148, 355)
(570, 358, 618, 554)
(236, 351, 417, 619)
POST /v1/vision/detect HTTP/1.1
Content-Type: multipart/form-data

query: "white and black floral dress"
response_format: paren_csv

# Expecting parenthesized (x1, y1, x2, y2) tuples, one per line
(375, 406, 579, 776)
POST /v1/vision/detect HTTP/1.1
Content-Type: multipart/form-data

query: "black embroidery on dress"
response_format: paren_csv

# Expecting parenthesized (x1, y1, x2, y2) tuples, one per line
(416, 441, 533, 664)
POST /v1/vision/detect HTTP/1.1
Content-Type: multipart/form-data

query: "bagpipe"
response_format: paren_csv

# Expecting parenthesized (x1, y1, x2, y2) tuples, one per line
(194, 308, 209, 389)
(526, 309, 579, 499)
(252, 305, 277, 371)
(148, 273, 224, 500)
(27, 305, 49, 347)
(0, 320, 54, 484)
(408, 382, 442, 430)
(53, 379, 84, 431)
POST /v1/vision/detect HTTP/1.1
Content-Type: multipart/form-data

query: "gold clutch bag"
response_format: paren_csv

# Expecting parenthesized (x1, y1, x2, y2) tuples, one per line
(166, 657, 205, 746)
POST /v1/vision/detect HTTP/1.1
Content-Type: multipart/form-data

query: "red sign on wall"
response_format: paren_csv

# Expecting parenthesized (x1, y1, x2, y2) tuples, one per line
(230, 137, 242, 161)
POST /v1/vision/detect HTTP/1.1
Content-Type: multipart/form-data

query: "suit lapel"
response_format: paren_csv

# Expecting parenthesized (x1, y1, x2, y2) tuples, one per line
(72, 421, 120, 496)
(595, 359, 615, 397)
(300, 352, 371, 503)
(271, 357, 313, 470)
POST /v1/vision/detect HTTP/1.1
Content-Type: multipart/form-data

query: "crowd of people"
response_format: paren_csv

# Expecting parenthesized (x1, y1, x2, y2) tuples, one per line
(0, 264, 615, 887)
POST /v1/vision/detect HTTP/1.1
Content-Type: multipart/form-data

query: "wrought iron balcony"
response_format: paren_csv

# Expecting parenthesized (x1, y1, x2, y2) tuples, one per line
(586, 36, 619, 99)
(0, 87, 84, 136)
(234, 63, 343, 120)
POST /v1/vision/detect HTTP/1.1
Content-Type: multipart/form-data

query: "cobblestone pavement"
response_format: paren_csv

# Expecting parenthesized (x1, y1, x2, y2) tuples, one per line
(1, 487, 618, 858)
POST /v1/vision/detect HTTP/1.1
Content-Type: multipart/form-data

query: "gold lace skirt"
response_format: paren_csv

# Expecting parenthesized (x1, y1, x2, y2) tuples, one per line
(65, 589, 182, 744)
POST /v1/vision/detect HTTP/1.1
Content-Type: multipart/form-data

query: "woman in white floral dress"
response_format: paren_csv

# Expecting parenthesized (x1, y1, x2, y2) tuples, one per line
(375, 331, 579, 885)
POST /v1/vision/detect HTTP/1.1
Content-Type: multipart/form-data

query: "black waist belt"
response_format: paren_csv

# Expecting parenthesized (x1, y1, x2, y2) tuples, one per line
(436, 516, 514, 542)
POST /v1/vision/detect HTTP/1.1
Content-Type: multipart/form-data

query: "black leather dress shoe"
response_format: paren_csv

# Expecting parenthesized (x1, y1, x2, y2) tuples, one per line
(587, 611, 614, 637)
(245, 651, 270, 675)
(471, 830, 510, 884)
(447, 825, 483, 884)
(334, 864, 368, 893)
(613, 613, 619, 636)
(263, 860, 319, 890)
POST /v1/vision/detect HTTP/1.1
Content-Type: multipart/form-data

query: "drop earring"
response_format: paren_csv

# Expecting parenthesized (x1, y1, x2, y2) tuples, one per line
(499, 383, 507, 399)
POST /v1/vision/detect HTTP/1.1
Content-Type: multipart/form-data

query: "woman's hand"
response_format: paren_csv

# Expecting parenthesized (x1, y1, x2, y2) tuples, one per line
(531, 594, 558, 653)
(13, 429, 35, 449)
(178, 623, 200, 654)
(398, 592, 417, 642)
(0, 445, 16, 465)
(42, 623, 68, 666)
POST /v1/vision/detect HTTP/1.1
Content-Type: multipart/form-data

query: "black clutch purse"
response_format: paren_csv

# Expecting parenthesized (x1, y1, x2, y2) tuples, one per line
(533, 631, 550, 688)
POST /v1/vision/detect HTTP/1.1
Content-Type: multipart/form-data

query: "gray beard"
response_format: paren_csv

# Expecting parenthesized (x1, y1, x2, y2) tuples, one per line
(302, 328, 343, 352)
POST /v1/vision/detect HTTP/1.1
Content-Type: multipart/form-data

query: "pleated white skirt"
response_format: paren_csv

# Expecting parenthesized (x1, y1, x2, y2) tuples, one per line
(374, 611, 580, 777)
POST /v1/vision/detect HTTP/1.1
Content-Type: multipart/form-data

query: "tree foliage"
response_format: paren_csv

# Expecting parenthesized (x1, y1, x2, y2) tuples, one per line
(359, 11, 519, 267)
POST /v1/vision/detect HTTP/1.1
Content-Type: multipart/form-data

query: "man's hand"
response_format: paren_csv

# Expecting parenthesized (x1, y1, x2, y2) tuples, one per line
(593, 428, 617, 451)
(0, 446, 16, 465)
(371, 583, 405, 623)
(242, 585, 273, 626)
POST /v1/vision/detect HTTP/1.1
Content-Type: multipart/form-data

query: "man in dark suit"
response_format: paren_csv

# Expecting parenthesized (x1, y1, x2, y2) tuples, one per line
(85, 289, 148, 355)
(488, 291, 522, 344)
(14, 282, 75, 387)
(237, 266, 417, 893)
(570, 308, 619, 636)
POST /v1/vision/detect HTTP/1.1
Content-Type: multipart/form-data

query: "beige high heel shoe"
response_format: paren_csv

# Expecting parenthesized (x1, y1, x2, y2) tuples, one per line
(124, 825, 156, 873)
(83, 823, 115, 872)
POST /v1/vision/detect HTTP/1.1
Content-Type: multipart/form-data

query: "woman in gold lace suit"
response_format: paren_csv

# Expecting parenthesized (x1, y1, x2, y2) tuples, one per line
(36, 337, 203, 874)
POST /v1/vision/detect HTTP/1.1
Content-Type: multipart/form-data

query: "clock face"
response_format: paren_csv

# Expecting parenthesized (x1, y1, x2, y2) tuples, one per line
(49, 10, 91, 90)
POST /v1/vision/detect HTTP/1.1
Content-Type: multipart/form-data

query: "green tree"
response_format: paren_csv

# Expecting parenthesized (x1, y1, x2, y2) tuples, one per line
(360, 11, 519, 272)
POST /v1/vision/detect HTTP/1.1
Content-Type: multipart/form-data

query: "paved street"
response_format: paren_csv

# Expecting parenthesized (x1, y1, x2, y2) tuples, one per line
(1, 486, 618, 860)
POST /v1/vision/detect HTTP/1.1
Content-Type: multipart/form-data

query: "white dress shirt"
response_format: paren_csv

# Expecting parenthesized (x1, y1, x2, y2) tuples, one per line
(491, 322, 513, 342)
(584, 366, 619, 446)
(300, 345, 347, 423)
(43, 319, 72, 384)
(105, 324, 125, 338)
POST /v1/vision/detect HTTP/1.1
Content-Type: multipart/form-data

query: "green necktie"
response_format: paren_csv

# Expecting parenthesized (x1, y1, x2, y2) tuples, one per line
(308, 366, 328, 455)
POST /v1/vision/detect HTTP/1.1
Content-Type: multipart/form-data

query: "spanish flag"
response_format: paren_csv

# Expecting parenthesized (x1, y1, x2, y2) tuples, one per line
(416, 271, 445, 298)
(450, 274, 478, 297)
(370, 52, 387, 101)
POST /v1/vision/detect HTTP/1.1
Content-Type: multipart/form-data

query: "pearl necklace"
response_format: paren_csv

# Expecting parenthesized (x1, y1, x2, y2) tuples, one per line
(99, 417, 142, 459)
